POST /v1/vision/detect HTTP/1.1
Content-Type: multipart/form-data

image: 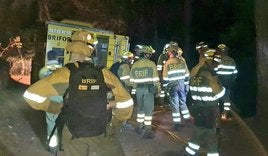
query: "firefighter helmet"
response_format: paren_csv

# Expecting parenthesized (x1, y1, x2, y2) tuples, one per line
(133, 44, 143, 56)
(196, 41, 208, 50)
(166, 41, 179, 52)
(204, 49, 221, 63)
(122, 51, 134, 59)
(163, 43, 170, 54)
(217, 43, 228, 55)
(166, 41, 179, 58)
(65, 30, 98, 56)
(217, 44, 226, 50)
(204, 49, 216, 59)
(141, 45, 155, 54)
(121, 51, 134, 64)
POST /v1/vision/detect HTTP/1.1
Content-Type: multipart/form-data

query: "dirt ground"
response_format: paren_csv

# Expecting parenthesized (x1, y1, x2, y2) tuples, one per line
(0, 81, 267, 156)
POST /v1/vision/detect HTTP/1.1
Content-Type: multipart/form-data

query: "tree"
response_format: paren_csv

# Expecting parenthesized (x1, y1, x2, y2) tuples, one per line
(254, 0, 268, 147)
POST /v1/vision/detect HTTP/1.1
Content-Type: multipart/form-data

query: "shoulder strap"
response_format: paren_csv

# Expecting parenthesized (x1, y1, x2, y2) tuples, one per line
(65, 62, 77, 72)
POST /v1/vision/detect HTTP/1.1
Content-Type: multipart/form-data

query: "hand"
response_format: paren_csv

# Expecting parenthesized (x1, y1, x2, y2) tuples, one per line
(107, 100, 116, 109)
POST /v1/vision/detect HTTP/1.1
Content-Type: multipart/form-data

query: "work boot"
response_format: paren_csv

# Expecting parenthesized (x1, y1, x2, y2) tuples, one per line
(121, 121, 133, 132)
(134, 124, 144, 135)
(173, 124, 181, 131)
(142, 129, 155, 139)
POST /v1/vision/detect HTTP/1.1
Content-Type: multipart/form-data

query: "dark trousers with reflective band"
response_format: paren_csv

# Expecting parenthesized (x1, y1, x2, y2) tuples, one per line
(186, 101, 219, 155)
(136, 85, 155, 129)
(62, 125, 125, 156)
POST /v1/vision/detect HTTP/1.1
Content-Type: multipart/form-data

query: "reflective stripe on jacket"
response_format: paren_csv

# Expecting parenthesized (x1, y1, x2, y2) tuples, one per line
(189, 64, 225, 102)
(162, 57, 189, 87)
(130, 58, 160, 85)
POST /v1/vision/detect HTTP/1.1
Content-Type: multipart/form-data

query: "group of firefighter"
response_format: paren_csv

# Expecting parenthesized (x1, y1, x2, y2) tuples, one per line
(115, 41, 237, 156)
(23, 29, 237, 156)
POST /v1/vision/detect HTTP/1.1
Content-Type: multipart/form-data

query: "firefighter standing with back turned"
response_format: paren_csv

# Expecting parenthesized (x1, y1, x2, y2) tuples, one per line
(214, 44, 237, 119)
(23, 30, 134, 156)
(162, 41, 191, 131)
(130, 45, 161, 139)
(184, 49, 225, 156)
(117, 51, 134, 93)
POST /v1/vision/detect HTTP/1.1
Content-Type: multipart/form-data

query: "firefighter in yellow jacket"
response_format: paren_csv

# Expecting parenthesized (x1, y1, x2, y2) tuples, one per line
(23, 30, 134, 156)
(118, 51, 134, 92)
(184, 49, 225, 156)
(215, 44, 237, 119)
(130, 45, 160, 139)
(162, 42, 191, 131)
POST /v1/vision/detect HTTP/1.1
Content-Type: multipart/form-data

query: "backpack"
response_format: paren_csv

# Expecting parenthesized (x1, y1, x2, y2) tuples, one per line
(62, 62, 111, 138)
(109, 61, 121, 78)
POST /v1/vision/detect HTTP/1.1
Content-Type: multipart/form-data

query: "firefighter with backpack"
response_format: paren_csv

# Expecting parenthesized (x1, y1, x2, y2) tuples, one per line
(130, 45, 161, 139)
(23, 30, 134, 156)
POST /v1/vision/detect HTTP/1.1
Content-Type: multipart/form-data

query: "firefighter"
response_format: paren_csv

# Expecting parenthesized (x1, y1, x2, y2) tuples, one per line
(118, 51, 134, 92)
(214, 44, 238, 119)
(130, 45, 161, 139)
(162, 41, 191, 131)
(23, 30, 134, 156)
(177, 46, 190, 97)
(130, 44, 143, 95)
(184, 49, 225, 156)
(157, 43, 169, 74)
(156, 43, 170, 105)
(38, 49, 63, 152)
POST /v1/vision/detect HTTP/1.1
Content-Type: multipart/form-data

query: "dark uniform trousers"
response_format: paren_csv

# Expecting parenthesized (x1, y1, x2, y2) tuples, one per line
(62, 125, 125, 156)
(136, 84, 155, 129)
(189, 101, 220, 154)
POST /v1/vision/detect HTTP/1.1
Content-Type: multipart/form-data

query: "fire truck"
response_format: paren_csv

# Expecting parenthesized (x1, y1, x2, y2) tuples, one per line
(45, 19, 130, 68)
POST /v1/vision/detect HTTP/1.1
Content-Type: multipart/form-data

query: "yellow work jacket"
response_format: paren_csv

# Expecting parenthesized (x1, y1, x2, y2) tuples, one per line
(130, 58, 160, 88)
(23, 62, 133, 121)
(118, 63, 131, 87)
(162, 57, 189, 87)
(190, 63, 225, 102)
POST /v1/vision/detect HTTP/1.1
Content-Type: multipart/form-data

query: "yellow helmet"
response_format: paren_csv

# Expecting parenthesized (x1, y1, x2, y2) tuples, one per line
(217, 43, 228, 55)
(204, 49, 216, 60)
(142, 45, 155, 54)
(65, 30, 98, 56)
(122, 51, 134, 59)
(217, 44, 226, 50)
(203, 49, 221, 63)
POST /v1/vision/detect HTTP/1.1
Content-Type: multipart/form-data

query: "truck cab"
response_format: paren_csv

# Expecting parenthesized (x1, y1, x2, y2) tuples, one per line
(45, 20, 130, 68)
